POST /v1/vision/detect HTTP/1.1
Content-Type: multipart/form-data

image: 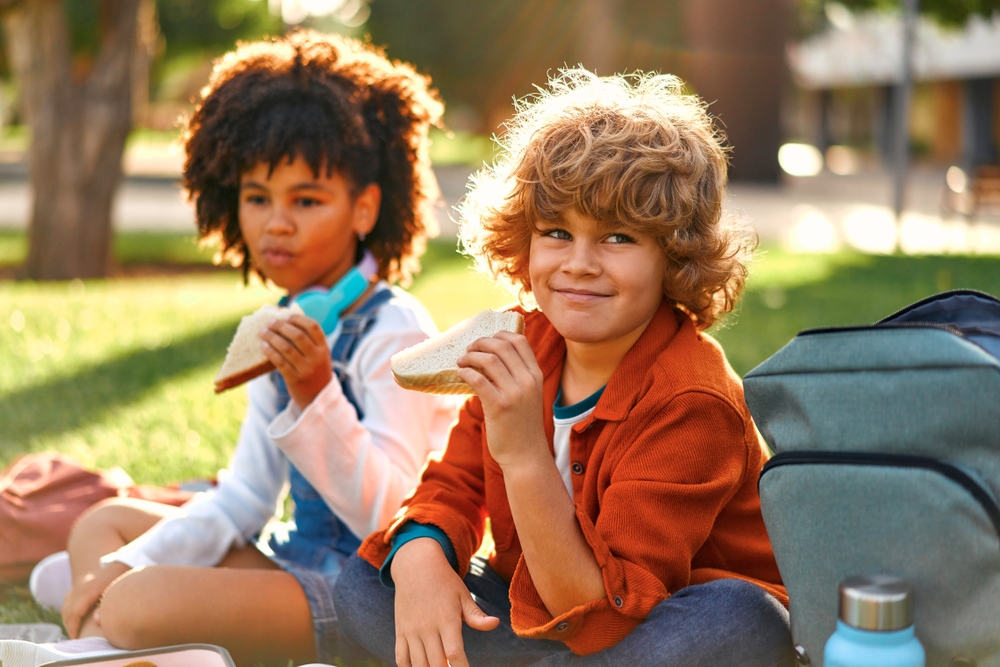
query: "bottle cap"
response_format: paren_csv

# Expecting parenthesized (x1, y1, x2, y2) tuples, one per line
(839, 575, 914, 631)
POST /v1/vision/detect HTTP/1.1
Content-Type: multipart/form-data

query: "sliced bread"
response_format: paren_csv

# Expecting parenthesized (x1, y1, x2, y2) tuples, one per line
(214, 303, 303, 393)
(390, 309, 525, 395)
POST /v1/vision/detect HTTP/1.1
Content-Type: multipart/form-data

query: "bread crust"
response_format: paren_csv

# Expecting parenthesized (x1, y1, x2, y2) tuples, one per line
(214, 360, 276, 393)
(391, 369, 473, 394)
(389, 310, 524, 395)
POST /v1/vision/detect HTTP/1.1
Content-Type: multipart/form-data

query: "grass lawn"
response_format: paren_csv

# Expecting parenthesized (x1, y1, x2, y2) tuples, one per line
(1, 233, 999, 639)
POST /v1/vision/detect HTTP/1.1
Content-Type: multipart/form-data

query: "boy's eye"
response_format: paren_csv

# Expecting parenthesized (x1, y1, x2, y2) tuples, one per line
(244, 194, 267, 205)
(296, 197, 322, 207)
(541, 228, 572, 240)
(606, 232, 636, 244)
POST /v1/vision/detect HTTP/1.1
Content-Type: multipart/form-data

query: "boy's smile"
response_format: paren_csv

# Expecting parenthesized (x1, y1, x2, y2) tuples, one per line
(239, 157, 380, 296)
(530, 208, 666, 354)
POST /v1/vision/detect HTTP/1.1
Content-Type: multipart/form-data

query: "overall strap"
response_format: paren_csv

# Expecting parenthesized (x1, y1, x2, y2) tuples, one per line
(330, 287, 394, 419)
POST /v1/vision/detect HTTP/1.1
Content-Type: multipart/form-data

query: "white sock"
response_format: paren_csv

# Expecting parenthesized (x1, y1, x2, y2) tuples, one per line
(28, 551, 72, 612)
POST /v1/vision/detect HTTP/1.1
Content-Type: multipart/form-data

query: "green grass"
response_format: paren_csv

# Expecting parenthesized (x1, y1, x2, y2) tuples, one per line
(1, 241, 999, 641)
(711, 250, 1000, 375)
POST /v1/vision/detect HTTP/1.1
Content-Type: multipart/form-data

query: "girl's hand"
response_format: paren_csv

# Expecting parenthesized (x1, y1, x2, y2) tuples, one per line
(260, 314, 332, 409)
(456, 331, 548, 471)
(62, 560, 130, 639)
(391, 538, 499, 667)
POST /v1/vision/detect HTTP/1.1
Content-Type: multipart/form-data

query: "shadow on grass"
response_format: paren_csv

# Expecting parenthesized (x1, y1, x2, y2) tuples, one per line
(0, 319, 240, 460)
(714, 253, 1000, 376)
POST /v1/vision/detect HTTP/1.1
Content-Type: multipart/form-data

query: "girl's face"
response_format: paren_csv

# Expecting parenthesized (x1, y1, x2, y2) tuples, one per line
(239, 157, 380, 295)
(529, 208, 666, 350)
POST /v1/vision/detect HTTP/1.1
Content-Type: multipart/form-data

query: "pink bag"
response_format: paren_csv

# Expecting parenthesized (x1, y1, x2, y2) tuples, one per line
(0, 453, 194, 581)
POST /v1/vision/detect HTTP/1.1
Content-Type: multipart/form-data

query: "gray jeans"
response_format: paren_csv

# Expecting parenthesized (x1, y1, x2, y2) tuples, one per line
(333, 554, 794, 667)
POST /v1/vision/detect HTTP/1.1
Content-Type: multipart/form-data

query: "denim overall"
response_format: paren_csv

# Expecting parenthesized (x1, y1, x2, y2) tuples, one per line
(266, 287, 393, 660)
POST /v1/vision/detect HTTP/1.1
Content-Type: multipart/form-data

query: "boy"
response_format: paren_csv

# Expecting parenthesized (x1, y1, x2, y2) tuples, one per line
(335, 69, 792, 667)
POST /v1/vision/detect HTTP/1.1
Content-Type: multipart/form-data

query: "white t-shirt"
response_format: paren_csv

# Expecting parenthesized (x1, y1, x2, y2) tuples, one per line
(104, 285, 460, 569)
(552, 386, 605, 500)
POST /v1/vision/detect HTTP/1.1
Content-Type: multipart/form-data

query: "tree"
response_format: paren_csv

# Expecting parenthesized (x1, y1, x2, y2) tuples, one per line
(0, 0, 281, 280)
(0, 0, 150, 279)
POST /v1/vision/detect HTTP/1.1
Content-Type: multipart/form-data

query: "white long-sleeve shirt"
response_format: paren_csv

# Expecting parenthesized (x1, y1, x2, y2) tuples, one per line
(104, 287, 458, 569)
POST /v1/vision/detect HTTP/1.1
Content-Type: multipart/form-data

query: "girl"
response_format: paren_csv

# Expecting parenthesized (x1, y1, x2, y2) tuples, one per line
(334, 69, 793, 666)
(40, 31, 455, 666)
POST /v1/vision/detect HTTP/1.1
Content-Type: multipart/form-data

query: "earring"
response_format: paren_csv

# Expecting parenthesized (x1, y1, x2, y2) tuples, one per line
(358, 232, 367, 242)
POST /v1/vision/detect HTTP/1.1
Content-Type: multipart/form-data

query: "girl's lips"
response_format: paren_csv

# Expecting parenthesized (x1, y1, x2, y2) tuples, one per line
(262, 248, 294, 266)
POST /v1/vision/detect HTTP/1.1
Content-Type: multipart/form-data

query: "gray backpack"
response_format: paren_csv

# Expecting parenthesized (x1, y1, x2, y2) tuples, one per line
(743, 290, 1000, 667)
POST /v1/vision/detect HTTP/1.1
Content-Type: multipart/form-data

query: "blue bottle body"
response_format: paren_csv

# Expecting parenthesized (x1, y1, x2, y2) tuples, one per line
(824, 620, 925, 667)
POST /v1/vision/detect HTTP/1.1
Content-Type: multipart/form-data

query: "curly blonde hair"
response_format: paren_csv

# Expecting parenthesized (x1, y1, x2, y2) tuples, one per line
(458, 69, 755, 329)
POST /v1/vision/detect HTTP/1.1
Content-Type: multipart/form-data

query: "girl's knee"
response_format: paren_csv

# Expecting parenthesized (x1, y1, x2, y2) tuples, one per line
(97, 568, 163, 649)
(68, 498, 133, 550)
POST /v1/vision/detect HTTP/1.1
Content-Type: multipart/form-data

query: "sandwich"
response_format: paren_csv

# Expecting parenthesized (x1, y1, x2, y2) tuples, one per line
(390, 309, 525, 395)
(214, 303, 304, 393)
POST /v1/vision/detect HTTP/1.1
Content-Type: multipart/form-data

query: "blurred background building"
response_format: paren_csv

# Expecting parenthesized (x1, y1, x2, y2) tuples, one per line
(787, 4, 999, 174)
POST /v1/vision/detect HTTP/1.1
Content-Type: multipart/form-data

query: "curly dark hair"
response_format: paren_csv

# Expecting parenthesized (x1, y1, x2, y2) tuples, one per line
(182, 31, 444, 285)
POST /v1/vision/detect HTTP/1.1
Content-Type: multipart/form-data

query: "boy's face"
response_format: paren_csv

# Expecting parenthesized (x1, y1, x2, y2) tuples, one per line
(529, 208, 666, 349)
(239, 157, 380, 295)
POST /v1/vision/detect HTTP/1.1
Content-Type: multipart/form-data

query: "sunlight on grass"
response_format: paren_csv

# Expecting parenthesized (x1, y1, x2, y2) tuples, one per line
(0, 230, 26, 264)
(712, 247, 1000, 376)
(0, 275, 276, 475)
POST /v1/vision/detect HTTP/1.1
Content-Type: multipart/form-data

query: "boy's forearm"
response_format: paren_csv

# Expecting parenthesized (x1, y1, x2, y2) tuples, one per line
(501, 455, 606, 617)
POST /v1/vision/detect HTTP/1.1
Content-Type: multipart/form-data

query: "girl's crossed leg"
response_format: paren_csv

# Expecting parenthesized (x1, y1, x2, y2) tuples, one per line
(65, 498, 316, 667)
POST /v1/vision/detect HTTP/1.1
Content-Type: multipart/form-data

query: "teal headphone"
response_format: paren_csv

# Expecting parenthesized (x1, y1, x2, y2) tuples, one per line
(293, 250, 379, 335)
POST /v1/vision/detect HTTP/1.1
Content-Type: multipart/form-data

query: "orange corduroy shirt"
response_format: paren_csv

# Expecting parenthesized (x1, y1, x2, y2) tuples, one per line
(359, 300, 786, 655)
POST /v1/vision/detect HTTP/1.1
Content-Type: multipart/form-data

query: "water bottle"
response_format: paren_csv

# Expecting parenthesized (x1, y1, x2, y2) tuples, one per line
(824, 575, 925, 667)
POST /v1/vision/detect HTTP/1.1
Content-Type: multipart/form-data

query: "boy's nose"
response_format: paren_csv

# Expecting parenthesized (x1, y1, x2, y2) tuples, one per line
(562, 240, 601, 275)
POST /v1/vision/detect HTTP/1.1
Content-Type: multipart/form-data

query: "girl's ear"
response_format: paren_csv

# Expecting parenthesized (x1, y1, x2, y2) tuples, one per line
(352, 183, 382, 238)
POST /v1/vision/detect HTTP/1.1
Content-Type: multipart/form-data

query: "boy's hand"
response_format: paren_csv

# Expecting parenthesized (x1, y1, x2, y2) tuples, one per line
(457, 331, 548, 471)
(62, 560, 130, 639)
(260, 314, 332, 409)
(391, 538, 499, 667)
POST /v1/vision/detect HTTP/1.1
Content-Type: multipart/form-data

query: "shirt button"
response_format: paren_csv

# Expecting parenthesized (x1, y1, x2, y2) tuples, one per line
(555, 621, 569, 632)
(571, 462, 584, 475)
(613, 595, 623, 608)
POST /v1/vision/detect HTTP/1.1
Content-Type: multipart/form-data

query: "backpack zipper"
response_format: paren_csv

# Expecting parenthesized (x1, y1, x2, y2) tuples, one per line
(761, 451, 1000, 543)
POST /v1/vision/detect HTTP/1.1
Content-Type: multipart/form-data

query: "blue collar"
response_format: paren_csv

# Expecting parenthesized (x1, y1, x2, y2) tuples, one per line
(286, 250, 378, 335)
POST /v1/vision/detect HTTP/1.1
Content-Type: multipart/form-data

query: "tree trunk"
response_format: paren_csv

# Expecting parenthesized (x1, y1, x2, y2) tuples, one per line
(2, 0, 139, 280)
(682, 0, 791, 183)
